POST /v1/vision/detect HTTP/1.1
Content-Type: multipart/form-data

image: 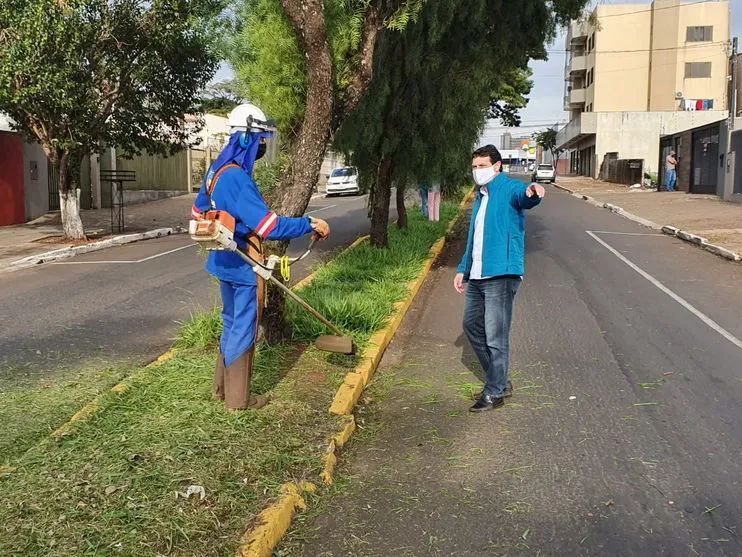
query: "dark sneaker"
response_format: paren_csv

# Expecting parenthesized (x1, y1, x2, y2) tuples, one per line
(469, 394, 505, 413)
(472, 380, 513, 400)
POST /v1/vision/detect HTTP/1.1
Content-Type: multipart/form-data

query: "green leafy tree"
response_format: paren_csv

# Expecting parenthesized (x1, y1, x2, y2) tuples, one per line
(225, 0, 423, 341)
(334, 0, 587, 247)
(0, 0, 218, 239)
(199, 79, 241, 116)
(533, 128, 561, 164)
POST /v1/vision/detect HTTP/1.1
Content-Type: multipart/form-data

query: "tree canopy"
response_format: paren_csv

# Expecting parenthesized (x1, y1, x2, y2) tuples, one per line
(0, 0, 218, 237)
(533, 128, 560, 162)
(331, 0, 587, 246)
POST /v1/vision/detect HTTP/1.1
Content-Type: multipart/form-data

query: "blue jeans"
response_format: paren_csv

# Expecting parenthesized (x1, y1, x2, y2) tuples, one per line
(463, 277, 521, 398)
(419, 186, 428, 217)
(666, 169, 677, 191)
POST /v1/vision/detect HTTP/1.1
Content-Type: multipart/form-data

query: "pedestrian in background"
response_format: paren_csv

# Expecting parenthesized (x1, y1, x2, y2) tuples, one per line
(419, 184, 429, 218)
(665, 151, 678, 192)
(428, 183, 441, 222)
(454, 144, 544, 413)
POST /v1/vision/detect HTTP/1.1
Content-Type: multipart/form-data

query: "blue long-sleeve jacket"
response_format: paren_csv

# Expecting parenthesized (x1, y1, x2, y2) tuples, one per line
(457, 173, 541, 279)
(192, 166, 313, 285)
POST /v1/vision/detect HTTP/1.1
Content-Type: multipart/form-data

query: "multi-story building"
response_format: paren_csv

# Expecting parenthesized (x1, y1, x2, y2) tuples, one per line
(500, 132, 533, 151)
(556, 0, 731, 180)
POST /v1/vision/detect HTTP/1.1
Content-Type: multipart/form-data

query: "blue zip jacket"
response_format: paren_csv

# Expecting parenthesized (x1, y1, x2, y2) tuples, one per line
(193, 166, 313, 286)
(457, 173, 541, 279)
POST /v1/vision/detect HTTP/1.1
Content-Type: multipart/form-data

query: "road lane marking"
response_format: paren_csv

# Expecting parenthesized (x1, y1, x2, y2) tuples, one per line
(54, 244, 195, 265)
(586, 230, 742, 351)
(592, 231, 663, 237)
(306, 205, 337, 215)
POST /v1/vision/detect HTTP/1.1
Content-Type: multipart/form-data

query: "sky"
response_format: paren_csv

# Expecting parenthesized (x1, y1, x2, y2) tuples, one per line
(211, 1, 741, 146)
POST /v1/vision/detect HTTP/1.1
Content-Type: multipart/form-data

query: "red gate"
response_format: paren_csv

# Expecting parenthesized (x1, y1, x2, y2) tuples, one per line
(0, 131, 25, 225)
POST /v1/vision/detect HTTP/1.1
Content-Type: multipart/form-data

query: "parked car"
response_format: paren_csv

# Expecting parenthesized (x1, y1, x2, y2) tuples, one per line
(325, 166, 360, 196)
(531, 163, 556, 183)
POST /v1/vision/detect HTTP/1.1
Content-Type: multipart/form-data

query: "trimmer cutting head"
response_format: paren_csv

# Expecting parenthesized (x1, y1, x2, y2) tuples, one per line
(313, 334, 356, 355)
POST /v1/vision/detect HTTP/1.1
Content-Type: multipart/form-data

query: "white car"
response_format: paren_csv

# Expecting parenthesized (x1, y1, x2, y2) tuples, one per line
(325, 166, 360, 196)
(532, 164, 556, 183)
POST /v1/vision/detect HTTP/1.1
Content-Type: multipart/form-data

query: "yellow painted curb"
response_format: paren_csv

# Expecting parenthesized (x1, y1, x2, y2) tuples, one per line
(50, 235, 372, 441)
(235, 481, 317, 557)
(321, 416, 356, 485)
(50, 232, 371, 441)
(230, 189, 474, 556)
(323, 188, 474, 481)
(51, 348, 179, 439)
(328, 216, 466, 419)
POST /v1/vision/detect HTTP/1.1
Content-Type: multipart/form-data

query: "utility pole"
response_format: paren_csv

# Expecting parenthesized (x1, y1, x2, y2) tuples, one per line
(724, 37, 737, 200)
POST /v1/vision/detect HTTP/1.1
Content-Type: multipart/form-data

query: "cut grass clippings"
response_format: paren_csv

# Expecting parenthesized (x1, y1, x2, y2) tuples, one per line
(0, 363, 133, 466)
(0, 193, 467, 556)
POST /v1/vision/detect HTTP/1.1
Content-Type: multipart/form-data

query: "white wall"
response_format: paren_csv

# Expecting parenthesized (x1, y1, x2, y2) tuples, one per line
(594, 110, 727, 175)
(23, 142, 49, 220)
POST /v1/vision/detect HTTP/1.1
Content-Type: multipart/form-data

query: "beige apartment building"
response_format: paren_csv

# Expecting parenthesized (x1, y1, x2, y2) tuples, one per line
(556, 0, 731, 178)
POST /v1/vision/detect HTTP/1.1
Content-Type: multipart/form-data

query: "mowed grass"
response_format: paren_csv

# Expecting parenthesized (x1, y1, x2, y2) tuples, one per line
(0, 363, 132, 466)
(0, 194, 466, 556)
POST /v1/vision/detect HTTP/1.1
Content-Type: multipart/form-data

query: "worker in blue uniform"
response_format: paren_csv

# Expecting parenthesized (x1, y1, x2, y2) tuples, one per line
(191, 102, 330, 411)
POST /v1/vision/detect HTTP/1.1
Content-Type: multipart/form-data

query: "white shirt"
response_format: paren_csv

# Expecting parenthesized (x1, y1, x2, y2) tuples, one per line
(470, 186, 492, 280)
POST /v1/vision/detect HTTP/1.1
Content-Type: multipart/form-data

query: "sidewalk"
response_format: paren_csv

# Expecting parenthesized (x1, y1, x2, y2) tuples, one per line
(556, 176, 742, 255)
(0, 194, 195, 269)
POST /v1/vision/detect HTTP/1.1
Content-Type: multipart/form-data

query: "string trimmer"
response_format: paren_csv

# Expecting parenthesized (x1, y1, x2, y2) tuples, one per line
(190, 210, 356, 355)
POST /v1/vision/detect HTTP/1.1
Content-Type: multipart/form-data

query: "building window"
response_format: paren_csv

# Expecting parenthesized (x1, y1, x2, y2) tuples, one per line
(686, 26, 713, 42)
(587, 33, 595, 52)
(685, 62, 712, 78)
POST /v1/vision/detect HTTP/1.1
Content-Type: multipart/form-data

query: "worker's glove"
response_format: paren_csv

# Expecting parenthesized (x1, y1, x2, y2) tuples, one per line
(310, 217, 330, 241)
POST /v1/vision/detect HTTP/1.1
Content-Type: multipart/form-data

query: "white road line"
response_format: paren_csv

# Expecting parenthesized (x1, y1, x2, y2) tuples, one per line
(592, 231, 663, 237)
(306, 204, 337, 215)
(54, 244, 195, 265)
(586, 230, 742, 351)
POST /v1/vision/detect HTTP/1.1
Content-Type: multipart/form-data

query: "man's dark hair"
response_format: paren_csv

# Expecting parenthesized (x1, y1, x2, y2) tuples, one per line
(472, 144, 503, 166)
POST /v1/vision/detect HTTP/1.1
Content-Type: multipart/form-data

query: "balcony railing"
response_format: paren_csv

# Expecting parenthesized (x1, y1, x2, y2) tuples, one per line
(569, 55, 587, 74)
(566, 19, 589, 44)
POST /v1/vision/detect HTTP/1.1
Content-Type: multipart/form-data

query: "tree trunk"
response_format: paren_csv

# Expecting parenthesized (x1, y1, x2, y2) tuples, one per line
(58, 152, 86, 240)
(263, 0, 334, 342)
(396, 184, 407, 230)
(370, 156, 393, 248)
(275, 0, 334, 221)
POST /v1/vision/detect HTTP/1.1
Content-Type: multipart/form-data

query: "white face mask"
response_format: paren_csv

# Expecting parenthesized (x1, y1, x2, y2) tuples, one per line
(472, 165, 496, 186)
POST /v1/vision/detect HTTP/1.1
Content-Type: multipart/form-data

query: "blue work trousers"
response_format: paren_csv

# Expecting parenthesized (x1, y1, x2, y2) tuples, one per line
(219, 281, 258, 366)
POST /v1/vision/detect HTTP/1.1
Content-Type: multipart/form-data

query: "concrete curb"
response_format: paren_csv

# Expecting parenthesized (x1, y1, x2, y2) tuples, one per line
(235, 481, 317, 557)
(324, 189, 474, 476)
(235, 189, 474, 557)
(554, 184, 741, 262)
(51, 349, 179, 439)
(6, 227, 184, 272)
(48, 232, 373, 440)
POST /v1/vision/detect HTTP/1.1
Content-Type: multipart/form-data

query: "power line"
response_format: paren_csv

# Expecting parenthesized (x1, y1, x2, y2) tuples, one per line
(546, 40, 729, 54)
(588, 0, 716, 19)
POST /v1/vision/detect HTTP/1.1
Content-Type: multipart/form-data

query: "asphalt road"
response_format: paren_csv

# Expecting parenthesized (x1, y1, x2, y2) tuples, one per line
(0, 192, 384, 377)
(289, 181, 742, 556)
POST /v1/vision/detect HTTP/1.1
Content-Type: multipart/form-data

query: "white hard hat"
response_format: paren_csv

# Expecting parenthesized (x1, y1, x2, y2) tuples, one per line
(227, 102, 276, 133)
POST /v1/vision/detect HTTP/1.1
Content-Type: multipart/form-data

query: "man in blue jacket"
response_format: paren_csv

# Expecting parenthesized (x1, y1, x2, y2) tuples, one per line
(192, 102, 330, 411)
(454, 144, 545, 413)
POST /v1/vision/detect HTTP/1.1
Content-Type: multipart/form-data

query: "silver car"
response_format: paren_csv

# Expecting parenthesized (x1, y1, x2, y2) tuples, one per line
(325, 166, 360, 197)
(531, 164, 556, 183)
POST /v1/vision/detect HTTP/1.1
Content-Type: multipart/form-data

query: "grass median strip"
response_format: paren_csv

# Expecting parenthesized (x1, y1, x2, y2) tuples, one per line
(1, 195, 465, 556)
